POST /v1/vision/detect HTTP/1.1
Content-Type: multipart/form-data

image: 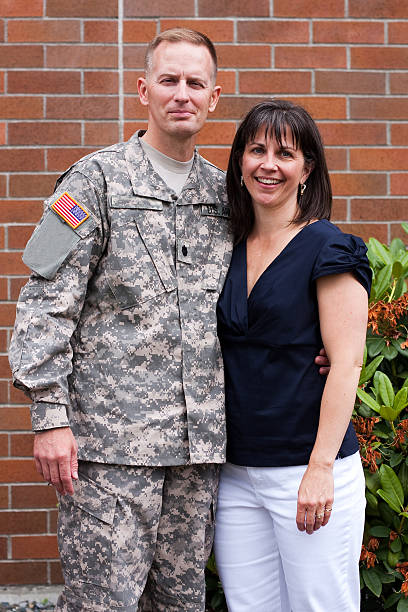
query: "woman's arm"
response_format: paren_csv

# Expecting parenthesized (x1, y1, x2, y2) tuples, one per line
(296, 271, 368, 534)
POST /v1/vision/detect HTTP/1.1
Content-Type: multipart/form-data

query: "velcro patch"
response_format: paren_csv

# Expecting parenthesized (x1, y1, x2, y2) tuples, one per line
(51, 192, 90, 229)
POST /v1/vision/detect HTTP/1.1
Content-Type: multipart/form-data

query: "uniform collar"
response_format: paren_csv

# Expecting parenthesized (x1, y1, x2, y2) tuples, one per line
(124, 131, 224, 205)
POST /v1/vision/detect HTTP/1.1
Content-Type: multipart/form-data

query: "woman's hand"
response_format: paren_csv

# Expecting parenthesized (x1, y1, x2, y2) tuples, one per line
(296, 463, 334, 535)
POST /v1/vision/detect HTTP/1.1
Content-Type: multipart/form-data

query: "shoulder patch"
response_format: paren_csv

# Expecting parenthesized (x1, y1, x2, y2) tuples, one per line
(51, 192, 90, 229)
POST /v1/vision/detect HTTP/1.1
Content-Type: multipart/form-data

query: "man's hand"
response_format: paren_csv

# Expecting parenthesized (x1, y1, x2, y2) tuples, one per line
(315, 348, 330, 376)
(33, 427, 78, 496)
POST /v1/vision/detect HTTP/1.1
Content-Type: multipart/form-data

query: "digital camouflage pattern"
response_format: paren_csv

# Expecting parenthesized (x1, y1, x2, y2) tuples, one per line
(56, 461, 219, 611)
(9, 133, 233, 466)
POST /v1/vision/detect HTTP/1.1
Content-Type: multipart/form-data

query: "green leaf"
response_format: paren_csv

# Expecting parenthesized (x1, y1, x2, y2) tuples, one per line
(379, 464, 404, 510)
(402, 222, 408, 235)
(369, 237, 392, 266)
(383, 344, 399, 361)
(380, 404, 400, 421)
(393, 260, 404, 278)
(397, 597, 408, 612)
(357, 388, 381, 413)
(394, 277, 407, 300)
(366, 470, 382, 494)
(378, 372, 395, 407)
(369, 525, 390, 537)
(361, 566, 382, 597)
(375, 264, 393, 300)
(391, 537, 402, 553)
(378, 489, 401, 513)
(394, 387, 408, 415)
(390, 450, 404, 468)
(385, 592, 401, 609)
(390, 238, 406, 257)
(360, 355, 385, 385)
(367, 336, 386, 358)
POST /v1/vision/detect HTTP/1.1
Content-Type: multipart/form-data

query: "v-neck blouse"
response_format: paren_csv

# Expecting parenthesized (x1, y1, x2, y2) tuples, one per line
(216, 219, 372, 467)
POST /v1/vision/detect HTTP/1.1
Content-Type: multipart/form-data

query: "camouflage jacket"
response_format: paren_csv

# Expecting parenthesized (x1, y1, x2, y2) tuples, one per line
(9, 133, 233, 466)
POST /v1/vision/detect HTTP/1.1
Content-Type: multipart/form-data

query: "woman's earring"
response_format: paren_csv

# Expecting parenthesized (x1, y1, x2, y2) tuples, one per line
(300, 183, 306, 196)
(240, 176, 244, 187)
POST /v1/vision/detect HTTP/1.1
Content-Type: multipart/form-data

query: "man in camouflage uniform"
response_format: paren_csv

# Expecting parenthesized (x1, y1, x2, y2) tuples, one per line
(9, 28, 231, 611)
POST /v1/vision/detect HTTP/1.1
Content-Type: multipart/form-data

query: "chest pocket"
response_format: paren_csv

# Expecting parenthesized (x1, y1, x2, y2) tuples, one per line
(106, 196, 176, 309)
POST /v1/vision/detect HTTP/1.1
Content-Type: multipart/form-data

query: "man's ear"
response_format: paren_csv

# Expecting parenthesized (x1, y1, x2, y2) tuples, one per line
(208, 85, 222, 113)
(138, 77, 149, 107)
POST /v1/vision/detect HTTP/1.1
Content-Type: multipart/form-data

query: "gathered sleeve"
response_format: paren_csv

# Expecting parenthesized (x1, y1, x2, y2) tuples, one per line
(311, 232, 372, 295)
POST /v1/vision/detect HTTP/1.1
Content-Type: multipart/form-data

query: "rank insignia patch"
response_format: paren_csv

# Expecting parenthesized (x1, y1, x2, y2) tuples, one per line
(51, 192, 90, 229)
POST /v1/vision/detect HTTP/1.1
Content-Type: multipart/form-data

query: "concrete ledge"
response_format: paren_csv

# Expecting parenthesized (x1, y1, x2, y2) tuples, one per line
(0, 586, 63, 605)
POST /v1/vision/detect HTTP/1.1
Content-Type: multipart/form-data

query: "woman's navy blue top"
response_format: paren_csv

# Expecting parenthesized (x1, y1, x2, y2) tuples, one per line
(217, 219, 372, 467)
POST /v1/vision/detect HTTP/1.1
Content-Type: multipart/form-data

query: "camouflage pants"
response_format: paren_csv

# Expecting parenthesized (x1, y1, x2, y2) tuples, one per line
(55, 461, 219, 611)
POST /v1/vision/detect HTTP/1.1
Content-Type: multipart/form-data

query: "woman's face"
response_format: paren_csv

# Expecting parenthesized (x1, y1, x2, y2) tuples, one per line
(240, 126, 311, 214)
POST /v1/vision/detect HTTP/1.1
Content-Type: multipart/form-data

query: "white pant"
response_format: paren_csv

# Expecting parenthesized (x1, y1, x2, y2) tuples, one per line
(214, 452, 365, 612)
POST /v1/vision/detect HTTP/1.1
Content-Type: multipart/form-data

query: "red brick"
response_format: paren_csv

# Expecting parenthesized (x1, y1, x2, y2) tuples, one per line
(0, 356, 12, 379)
(391, 225, 408, 241)
(47, 45, 117, 69)
(10, 434, 34, 458)
(351, 47, 408, 70)
(50, 560, 63, 584)
(276, 46, 346, 69)
(9, 122, 81, 146)
(275, 0, 343, 17)
(237, 20, 309, 43)
(12, 535, 59, 559)
(84, 71, 118, 94)
(125, 0, 194, 16)
(84, 20, 118, 43)
(123, 46, 146, 69)
(337, 222, 388, 243)
(160, 19, 233, 42)
(9, 176, 57, 198)
(123, 20, 157, 43)
(350, 98, 407, 120)
(199, 147, 230, 170)
(123, 122, 148, 140)
(351, 198, 408, 221)
(124, 72, 143, 94)
(49, 509, 58, 533)
(0, 149, 43, 172)
(47, 148, 97, 172)
(0, 510, 46, 534)
(0, 486, 8, 509)
(0, 0, 43, 17)
(325, 149, 347, 171)
(331, 173, 387, 196)
(47, 96, 118, 120)
(0, 537, 7, 559)
(0, 407, 31, 431)
(0, 281, 7, 302)
(315, 71, 385, 94)
(196, 122, 236, 146)
(0, 328, 6, 351)
(47, 0, 117, 17)
(313, 20, 384, 43)
(0, 561, 47, 584)
(0, 226, 4, 249)
(332, 198, 348, 221)
(318, 122, 386, 146)
(390, 73, 408, 95)
(0, 460, 42, 484)
(0, 98, 43, 119)
(350, 148, 408, 171)
(240, 71, 311, 94)
(8, 70, 81, 94)
(1, 45, 43, 68)
(349, 0, 406, 18)
(217, 45, 270, 68)
(0, 176, 6, 197)
(12, 485, 57, 509)
(0, 122, 6, 145)
(389, 22, 408, 44)
(199, 0, 268, 16)
(391, 125, 408, 146)
(0, 435, 8, 457)
(0, 71, 4, 93)
(0, 303, 16, 326)
(84, 122, 119, 146)
(0, 380, 7, 403)
(9, 383, 31, 404)
(0, 200, 43, 223)
(124, 97, 148, 120)
(391, 174, 408, 196)
(8, 19, 80, 42)
(0, 253, 29, 276)
(217, 71, 235, 94)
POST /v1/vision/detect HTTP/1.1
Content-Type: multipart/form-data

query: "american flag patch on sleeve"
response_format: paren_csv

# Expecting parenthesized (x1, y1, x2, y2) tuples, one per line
(51, 192, 90, 229)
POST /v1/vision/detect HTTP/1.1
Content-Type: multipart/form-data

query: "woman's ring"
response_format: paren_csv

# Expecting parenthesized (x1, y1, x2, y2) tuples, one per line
(324, 507, 332, 512)
(316, 513, 324, 519)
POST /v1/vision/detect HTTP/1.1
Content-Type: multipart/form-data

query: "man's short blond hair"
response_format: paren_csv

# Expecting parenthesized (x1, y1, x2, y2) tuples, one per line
(144, 28, 218, 83)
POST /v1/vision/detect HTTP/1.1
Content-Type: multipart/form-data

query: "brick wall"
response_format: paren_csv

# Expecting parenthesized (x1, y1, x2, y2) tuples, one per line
(0, 0, 407, 586)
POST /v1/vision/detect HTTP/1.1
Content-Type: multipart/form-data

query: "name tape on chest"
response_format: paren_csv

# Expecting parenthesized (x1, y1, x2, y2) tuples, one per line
(51, 192, 90, 229)
(200, 204, 231, 219)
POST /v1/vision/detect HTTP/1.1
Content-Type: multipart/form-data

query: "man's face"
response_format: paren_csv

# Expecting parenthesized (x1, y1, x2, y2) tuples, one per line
(138, 41, 221, 141)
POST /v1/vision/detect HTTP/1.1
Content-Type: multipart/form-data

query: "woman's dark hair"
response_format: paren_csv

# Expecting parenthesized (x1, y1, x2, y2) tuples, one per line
(227, 99, 332, 243)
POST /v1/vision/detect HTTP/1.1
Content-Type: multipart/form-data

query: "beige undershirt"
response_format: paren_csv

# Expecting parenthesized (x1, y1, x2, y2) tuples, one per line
(140, 139, 194, 196)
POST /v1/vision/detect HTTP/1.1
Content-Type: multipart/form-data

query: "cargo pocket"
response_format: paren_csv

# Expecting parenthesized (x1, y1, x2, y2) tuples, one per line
(58, 477, 117, 587)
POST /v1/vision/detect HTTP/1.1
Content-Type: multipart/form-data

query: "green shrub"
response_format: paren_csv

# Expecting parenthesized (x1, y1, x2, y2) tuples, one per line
(205, 225, 408, 612)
